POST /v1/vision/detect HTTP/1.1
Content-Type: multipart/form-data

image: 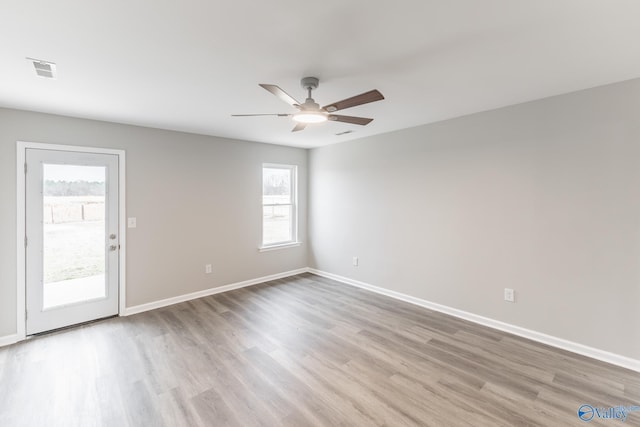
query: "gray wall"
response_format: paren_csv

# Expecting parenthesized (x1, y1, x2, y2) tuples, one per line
(308, 79, 640, 360)
(0, 108, 308, 337)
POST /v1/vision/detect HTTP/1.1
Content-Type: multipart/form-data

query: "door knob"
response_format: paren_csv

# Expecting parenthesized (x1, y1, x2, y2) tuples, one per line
(109, 234, 117, 240)
(109, 245, 118, 251)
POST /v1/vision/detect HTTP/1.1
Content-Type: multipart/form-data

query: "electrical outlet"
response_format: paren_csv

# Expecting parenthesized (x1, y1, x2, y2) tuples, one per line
(352, 256, 359, 266)
(504, 288, 515, 303)
(127, 217, 137, 228)
(205, 264, 212, 274)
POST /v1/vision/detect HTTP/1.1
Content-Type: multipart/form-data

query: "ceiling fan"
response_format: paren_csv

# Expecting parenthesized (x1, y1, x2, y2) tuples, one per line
(232, 77, 384, 132)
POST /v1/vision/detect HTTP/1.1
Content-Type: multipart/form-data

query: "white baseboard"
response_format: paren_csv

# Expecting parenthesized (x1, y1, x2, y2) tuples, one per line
(308, 268, 640, 373)
(123, 268, 308, 316)
(0, 334, 19, 347)
(5, 265, 639, 373)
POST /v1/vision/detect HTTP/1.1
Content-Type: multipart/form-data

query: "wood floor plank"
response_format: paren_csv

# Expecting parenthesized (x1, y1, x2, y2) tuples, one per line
(1, 273, 639, 426)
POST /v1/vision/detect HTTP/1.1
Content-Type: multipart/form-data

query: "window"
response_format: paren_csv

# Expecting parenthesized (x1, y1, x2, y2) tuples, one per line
(262, 164, 297, 248)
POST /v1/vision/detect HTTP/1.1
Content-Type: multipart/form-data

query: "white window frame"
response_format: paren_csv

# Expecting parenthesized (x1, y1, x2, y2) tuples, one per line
(260, 163, 299, 251)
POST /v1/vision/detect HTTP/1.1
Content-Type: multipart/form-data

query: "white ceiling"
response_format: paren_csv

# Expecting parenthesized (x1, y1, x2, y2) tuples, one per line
(2, 1, 640, 148)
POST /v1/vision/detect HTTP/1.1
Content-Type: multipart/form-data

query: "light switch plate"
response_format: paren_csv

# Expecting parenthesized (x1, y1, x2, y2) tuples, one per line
(504, 288, 515, 303)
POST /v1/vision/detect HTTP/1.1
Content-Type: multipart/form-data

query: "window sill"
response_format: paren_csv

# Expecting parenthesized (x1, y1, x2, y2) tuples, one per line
(259, 242, 301, 252)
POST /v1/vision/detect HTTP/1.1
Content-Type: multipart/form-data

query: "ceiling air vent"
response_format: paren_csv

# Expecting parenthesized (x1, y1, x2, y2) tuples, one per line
(27, 58, 57, 79)
(335, 130, 354, 136)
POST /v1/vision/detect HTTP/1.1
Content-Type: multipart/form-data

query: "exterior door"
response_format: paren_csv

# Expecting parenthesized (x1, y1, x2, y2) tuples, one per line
(25, 148, 119, 334)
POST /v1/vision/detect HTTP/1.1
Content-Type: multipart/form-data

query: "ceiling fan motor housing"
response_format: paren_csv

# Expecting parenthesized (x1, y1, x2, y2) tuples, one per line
(300, 99, 322, 111)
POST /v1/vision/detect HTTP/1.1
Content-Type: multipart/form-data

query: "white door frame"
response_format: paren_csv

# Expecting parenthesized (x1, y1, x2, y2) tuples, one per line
(16, 141, 126, 340)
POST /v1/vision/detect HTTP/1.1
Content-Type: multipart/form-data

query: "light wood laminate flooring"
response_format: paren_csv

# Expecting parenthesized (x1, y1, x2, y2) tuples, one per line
(1, 273, 639, 426)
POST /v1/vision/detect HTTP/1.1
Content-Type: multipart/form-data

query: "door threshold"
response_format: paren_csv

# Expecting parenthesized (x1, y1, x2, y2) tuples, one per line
(29, 314, 118, 337)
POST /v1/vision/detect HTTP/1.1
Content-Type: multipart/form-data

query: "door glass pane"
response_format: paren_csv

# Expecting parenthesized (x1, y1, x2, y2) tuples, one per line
(263, 205, 292, 245)
(42, 164, 107, 309)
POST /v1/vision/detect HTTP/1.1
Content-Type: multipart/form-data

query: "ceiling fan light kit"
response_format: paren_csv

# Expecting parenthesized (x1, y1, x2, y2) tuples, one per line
(292, 111, 328, 123)
(232, 77, 384, 132)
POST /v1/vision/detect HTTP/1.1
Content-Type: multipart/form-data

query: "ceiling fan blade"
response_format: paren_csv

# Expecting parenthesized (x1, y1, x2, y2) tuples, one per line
(292, 123, 306, 132)
(329, 115, 374, 126)
(231, 114, 290, 117)
(322, 89, 384, 112)
(259, 84, 301, 107)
